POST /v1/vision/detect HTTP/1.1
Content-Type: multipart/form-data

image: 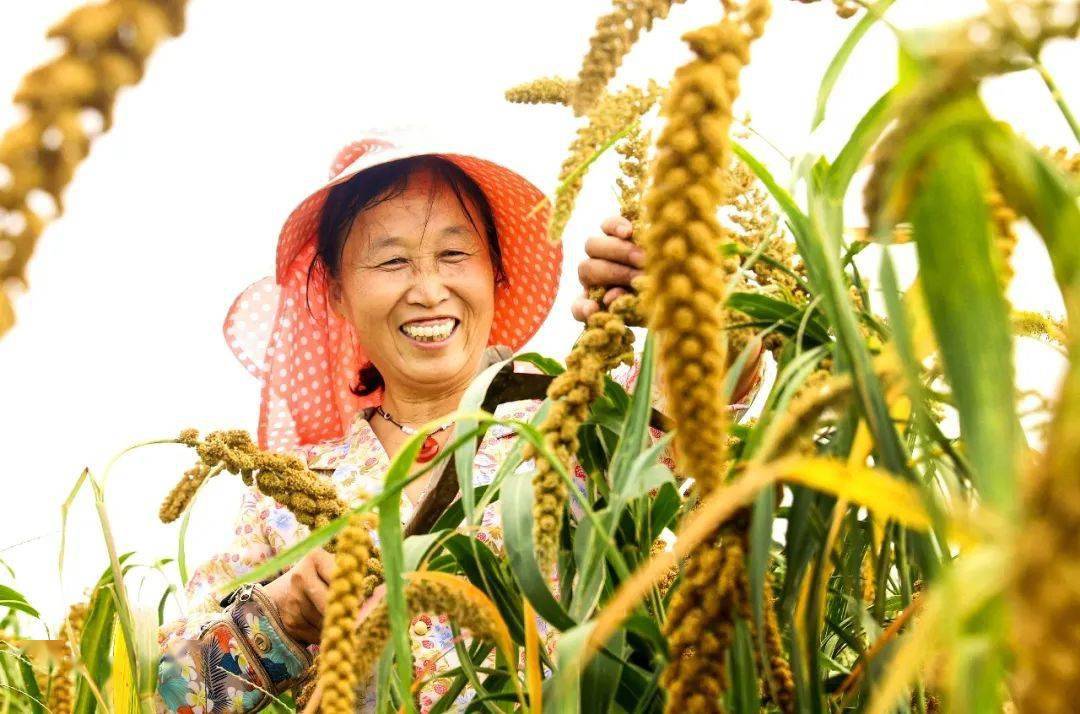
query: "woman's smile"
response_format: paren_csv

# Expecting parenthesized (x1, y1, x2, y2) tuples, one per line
(399, 316, 461, 347)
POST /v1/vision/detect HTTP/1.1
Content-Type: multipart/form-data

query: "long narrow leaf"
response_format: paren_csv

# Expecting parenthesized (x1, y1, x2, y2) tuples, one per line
(912, 138, 1018, 513)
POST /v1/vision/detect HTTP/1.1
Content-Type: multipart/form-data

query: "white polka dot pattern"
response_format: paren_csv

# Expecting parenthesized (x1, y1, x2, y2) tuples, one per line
(222, 136, 562, 453)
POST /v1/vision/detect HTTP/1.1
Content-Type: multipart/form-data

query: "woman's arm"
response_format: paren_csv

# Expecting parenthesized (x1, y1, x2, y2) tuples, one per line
(156, 488, 313, 713)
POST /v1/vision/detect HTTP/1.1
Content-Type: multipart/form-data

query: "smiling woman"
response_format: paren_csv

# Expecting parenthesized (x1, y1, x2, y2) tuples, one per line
(315, 156, 508, 420)
(153, 130, 763, 712)
(153, 130, 764, 713)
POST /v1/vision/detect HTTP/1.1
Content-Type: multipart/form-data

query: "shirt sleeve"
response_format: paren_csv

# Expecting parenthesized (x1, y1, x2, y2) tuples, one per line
(156, 458, 314, 713)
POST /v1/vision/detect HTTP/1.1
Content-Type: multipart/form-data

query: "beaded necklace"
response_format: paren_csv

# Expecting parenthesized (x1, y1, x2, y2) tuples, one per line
(374, 405, 454, 463)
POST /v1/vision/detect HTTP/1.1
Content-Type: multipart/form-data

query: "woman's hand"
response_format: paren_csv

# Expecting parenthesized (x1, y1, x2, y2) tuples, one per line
(263, 548, 336, 645)
(572, 215, 644, 323)
(572, 215, 765, 407)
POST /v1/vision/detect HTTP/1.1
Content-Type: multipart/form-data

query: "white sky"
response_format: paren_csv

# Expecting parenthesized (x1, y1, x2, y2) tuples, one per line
(0, 1, 1075, 633)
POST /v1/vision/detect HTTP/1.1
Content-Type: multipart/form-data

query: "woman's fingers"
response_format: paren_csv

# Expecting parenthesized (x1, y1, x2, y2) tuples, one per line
(604, 287, 628, 304)
(578, 257, 642, 291)
(280, 585, 321, 644)
(572, 215, 641, 323)
(584, 234, 644, 268)
(571, 295, 599, 323)
(293, 605, 322, 644)
(304, 573, 329, 616)
(312, 549, 336, 586)
(355, 584, 387, 629)
(600, 215, 633, 239)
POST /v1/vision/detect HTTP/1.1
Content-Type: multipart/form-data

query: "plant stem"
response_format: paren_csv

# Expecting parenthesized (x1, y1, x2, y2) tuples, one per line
(90, 477, 143, 710)
(1032, 59, 1080, 145)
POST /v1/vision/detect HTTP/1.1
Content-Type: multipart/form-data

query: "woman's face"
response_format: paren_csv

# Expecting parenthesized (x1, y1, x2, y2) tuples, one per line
(329, 166, 496, 395)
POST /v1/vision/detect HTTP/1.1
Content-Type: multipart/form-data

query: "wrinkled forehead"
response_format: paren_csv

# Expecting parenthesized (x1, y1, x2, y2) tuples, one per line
(347, 169, 488, 252)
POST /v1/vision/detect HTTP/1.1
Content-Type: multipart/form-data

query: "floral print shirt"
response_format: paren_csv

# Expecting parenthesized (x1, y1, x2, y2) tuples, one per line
(156, 356, 680, 714)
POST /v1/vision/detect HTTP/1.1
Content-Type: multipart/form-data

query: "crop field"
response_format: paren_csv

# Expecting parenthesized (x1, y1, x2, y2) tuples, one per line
(1, 1, 1078, 713)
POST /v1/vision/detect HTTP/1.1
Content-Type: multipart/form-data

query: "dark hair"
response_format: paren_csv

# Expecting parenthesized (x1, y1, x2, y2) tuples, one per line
(307, 155, 509, 398)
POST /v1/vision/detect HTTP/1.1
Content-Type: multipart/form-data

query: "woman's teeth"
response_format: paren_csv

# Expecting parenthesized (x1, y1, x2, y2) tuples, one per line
(401, 318, 457, 342)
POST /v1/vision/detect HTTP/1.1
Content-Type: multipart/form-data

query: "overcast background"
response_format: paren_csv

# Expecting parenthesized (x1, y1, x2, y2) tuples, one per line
(0, 0, 1075, 632)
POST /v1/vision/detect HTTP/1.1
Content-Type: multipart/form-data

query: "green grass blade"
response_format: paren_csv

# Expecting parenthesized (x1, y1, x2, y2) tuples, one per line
(824, 88, 897, 201)
(911, 138, 1019, 514)
(608, 332, 656, 496)
(502, 466, 576, 630)
(14, 653, 44, 714)
(0, 587, 37, 621)
(812, 0, 897, 129)
(73, 574, 119, 713)
(732, 141, 812, 243)
(455, 357, 516, 525)
(727, 292, 831, 345)
(58, 468, 90, 578)
(377, 426, 430, 714)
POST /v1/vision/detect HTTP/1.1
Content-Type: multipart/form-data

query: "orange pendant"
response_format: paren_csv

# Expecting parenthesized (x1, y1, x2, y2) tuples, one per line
(417, 435, 440, 463)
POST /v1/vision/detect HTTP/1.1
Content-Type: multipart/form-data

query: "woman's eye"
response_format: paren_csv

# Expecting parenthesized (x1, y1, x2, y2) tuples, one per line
(441, 251, 469, 260)
(379, 258, 407, 268)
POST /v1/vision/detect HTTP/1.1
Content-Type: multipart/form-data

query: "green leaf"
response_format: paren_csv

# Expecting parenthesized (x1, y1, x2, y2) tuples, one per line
(581, 629, 625, 714)
(58, 467, 90, 576)
(608, 333, 657, 495)
(570, 512, 608, 621)
(176, 482, 202, 586)
(501, 466, 576, 630)
(868, 92, 998, 232)
(733, 141, 813, 244)
(824, 88, 897, 201)
(403, 530, 450, 571)
(439, 535, 526, 644)
(646, 483, 681, 542)
(748, 485, 775, 701)
(15, 652, 44, 714)
(431, 485, 490, 532)
(377, 426, 430, 714)
(727, 292, 831, 345)
(548, 623, 593, 713)
(729, 619, 760, 714)
(812, 0, 898, 129)
(0, 587, 37, 620)
(74, 565, 124, 713)
(512, 352, 566, 377)
(456, 357, 516, 525)
(912, 138, 1019, 513)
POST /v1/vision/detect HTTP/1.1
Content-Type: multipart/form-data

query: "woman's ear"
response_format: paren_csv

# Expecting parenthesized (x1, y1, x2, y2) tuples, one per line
(327, 278, 346, 319)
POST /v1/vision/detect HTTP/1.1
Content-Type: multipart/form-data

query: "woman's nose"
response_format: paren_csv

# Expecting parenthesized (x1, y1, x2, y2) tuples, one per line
(405, 263, 450, 306)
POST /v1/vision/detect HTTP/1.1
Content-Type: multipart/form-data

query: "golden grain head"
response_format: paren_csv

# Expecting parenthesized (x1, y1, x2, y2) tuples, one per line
(638, 7, 771, 495)
(1012, 444, 1080, 713)
(158, 462, 213, 524)
(550, 81, 664, 244)
(529, 294, 638, 571)
(317, 512, 381, 714)
(505, 76, 577, 106)
(0, 0, 191, 339)
(347, 575, 505, 690)
(661, 535, 745, 713)
(572, 0, 685, 116)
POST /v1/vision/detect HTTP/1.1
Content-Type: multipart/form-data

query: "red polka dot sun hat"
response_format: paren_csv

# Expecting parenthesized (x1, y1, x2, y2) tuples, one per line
(223, 133, 562, 453)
